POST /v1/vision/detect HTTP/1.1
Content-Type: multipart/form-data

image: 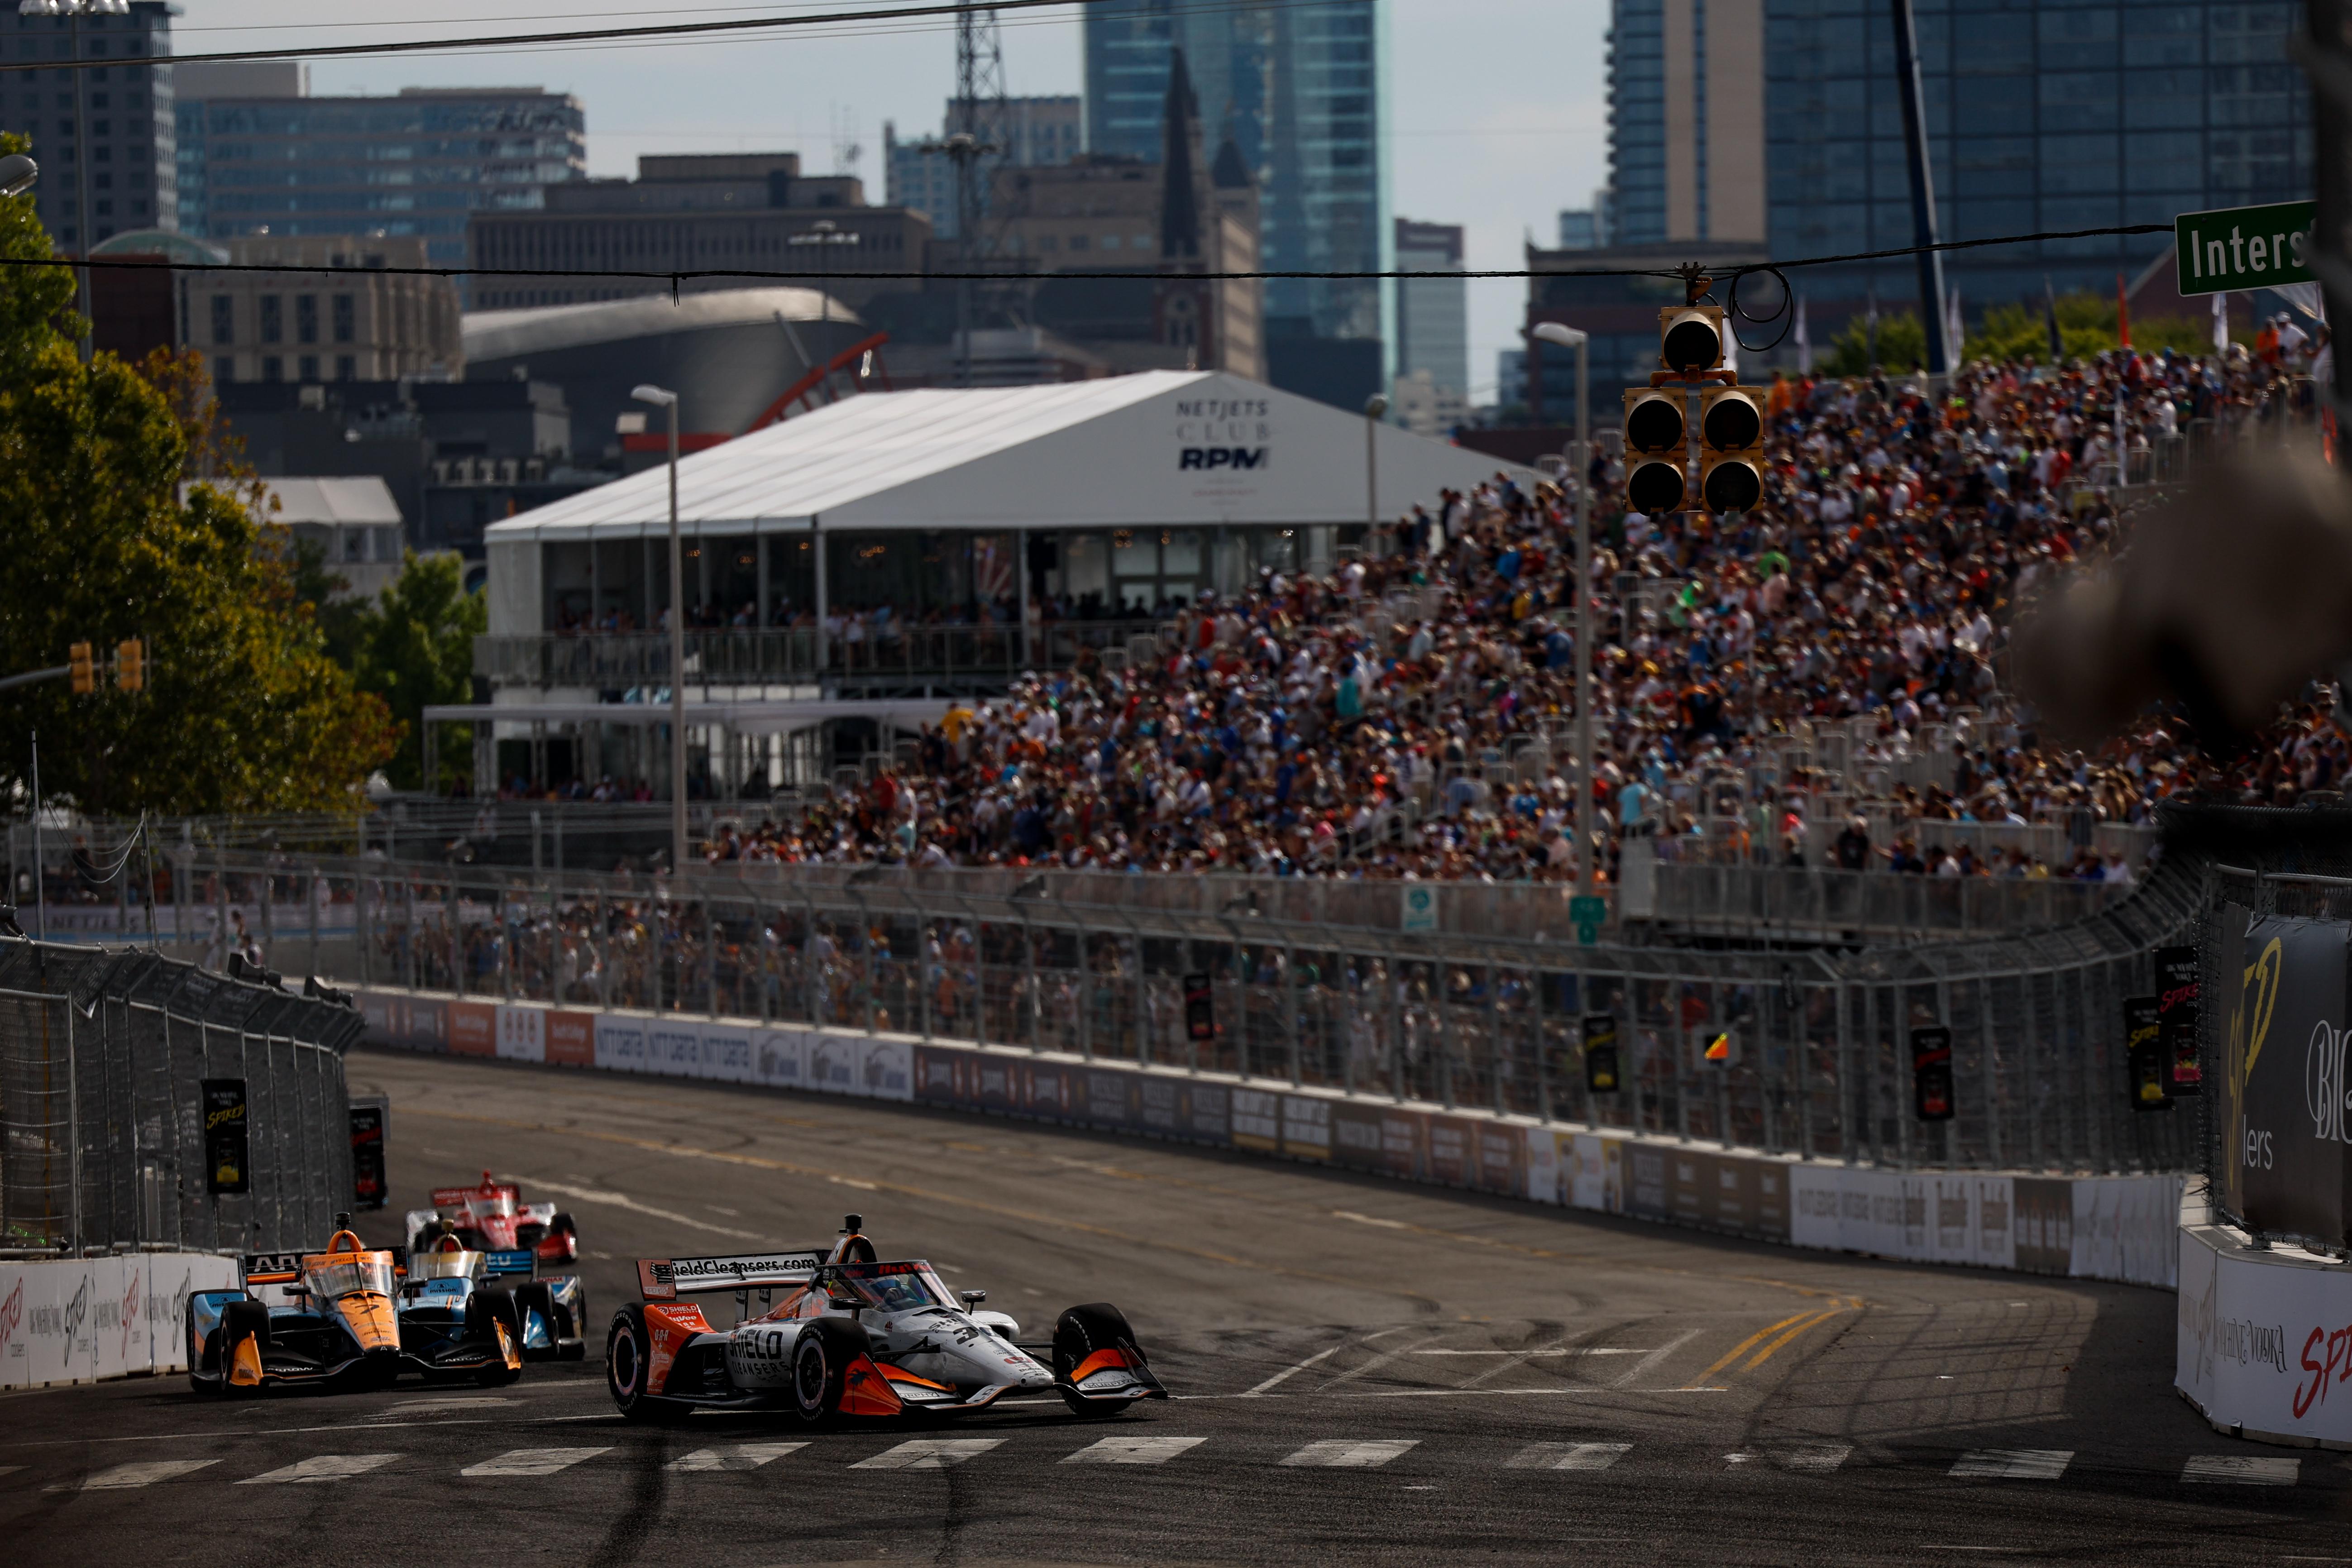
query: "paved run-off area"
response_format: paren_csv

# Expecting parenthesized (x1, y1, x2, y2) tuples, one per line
(1, 1050, 2323, 1567)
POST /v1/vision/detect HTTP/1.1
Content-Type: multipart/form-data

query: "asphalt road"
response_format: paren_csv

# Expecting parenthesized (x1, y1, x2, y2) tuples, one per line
(2, 1049, 2324, 1567)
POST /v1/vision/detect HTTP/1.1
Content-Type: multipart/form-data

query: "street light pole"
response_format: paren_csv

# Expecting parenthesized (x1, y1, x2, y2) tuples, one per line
(1362, 393, 1388, 556)
(1533, 322, 1593, 898)
(633, 384, 686, 876)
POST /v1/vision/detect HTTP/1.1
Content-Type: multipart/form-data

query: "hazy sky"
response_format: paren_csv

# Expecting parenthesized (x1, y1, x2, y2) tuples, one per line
(180, 1, 1611, 403)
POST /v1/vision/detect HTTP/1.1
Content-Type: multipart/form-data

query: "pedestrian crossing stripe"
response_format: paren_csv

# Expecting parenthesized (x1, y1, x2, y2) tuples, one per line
(1506, 1442, 1630, 1471)
(1062, 1436, 1208, 1465)
(1281, 1439, 1419, 1468)
(54, 1460, 219, 1492)
(2181, 1454, 2299, 1486)
(852, 1439, 1005, 1471)
(1950, 1448, 2072, 1480)
(460, 1448, 611, 1478)
(668, 1444, 808, 1473)
(239, 1453, 402, 1485)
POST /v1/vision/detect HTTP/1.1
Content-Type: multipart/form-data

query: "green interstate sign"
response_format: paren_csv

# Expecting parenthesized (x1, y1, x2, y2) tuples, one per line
(2175, 200, 2316, 297)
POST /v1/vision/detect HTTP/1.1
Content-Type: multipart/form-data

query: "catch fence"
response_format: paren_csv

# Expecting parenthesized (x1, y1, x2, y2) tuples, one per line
(0, 939, 364, 1257)
(183, 846, 2206, 1177)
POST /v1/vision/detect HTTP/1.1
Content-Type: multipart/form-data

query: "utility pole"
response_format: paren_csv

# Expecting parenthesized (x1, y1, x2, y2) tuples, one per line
(1889, 0, 1949, 377)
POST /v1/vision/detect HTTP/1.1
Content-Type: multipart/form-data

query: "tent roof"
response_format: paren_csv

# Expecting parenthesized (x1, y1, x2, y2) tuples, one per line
(483, 371, 1533, 541)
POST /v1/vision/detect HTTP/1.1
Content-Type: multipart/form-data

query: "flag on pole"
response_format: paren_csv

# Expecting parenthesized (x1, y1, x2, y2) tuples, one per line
(2044, 276, 2063, 362)
(1795, 294, 1812, 375)
(2212, 291, 2229, 355)
(1946, 286, 1964, 368)
(2115, 272, 2131, 350)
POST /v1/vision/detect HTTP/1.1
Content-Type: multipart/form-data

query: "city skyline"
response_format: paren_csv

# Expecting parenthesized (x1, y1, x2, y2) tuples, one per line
(163, 0, 1605, 407)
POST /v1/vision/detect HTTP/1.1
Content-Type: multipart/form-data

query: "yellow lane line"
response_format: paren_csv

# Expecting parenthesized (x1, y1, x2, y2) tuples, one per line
(1681, 1312, 1817, 1391)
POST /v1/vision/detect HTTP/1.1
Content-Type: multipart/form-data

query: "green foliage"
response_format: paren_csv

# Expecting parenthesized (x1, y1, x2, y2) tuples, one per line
(1817, 292, 2232, 378)
(0, 136, 398, 814)
(340, 550, 486, 792)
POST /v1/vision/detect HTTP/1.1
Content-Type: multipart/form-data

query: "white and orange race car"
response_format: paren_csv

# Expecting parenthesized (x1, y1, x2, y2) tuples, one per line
(604, 1214, 1166, 1425)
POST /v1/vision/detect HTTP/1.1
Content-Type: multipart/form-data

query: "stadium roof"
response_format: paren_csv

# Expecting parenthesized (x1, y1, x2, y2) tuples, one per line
(481, 371, 1531, 542)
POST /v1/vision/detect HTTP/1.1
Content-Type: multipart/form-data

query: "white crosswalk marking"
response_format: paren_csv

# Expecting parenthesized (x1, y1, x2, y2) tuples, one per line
(1775, 1441, 1852, 1473)
(239, 1453, 401, 1485)
(1062, 1436, 1207, 1466)
(851, 1439, 1005, 1471)
(1280, 1439, 1419, 1469)
(0, 1466, 22, 1479)
(1949, 1448, 2072, 1480)
(2182, 1454, 2300, 1486)
(667, 1444, 808, 1473)
(1506, 1442, 1631, 1472)
(61, 1460, 218, 1491)
(460, 1448, 610, 1477)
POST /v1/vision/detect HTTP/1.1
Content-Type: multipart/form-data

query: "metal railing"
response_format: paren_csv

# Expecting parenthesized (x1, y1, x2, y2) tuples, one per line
(0, 939, 365, 1256)
(157, 845, 2209, 1176)
(474, 620, 1172, 691)
(1632, 860, 2133, 942)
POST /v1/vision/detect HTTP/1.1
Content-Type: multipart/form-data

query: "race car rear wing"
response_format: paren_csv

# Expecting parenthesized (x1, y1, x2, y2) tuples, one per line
(636, 1251, 827, 1300)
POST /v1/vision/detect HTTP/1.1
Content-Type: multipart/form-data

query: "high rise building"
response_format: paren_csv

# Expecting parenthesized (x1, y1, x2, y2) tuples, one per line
(0, 0, 176, 249)
(1392, 218, 1466, 410)
(1557, 190, 1612, 249)
(1606, 0, 1766, 247)
(173, 77, 586, 266)
(1763, 0, 2311, 306)
(884, 94, 1082, 241)
(1083, 0, 1385, 390)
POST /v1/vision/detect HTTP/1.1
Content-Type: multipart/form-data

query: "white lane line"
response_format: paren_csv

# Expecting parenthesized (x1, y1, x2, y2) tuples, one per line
(494, 1174, 761, 1239)
(239, 1453, 402, 1485)
(460, 1447, 611, 1477)
(1410, 1348, 1649, 1356)
(3, 1419, 506, 1450)
(1506, 1442, 1631, 1472)
(1347, 1386, 1728, 1398)
(668, 1443, 808, 1472)
(1242, 1325, 1413, 1398)
(1612, 1327, 1704, 1389)
(1280, 1439, 1419, 1469)
(851, 1439, 1005, 1471)
(1316, 1330, 1442, 1392)
(1062, 1436, 1208, 1466)
(0, 1465, 20, 1478)
(53, 1460, 219, 1491)
(386, 1398, 512, 1415)
(2181, 1454, 2299, 1486)
(1949, 1448, 2072, 1481)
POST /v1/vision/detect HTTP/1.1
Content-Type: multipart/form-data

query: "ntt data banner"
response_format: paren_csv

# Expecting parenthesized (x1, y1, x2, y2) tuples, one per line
(2222, 911, 2350, 1244)
(354, 989, 2180, 1287)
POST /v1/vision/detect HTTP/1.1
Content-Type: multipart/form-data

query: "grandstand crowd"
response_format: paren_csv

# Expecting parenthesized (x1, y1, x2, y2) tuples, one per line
(673, 344, 2328, 884)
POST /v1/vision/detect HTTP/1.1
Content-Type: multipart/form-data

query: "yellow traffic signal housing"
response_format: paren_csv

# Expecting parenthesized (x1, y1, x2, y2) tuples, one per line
(1621, 387, 1688, 514)
(1697, 386, 1766, 513)
(1657, 304, 1725, 375)
(116, 638, 144, 693)
(68, 641, 94, 694)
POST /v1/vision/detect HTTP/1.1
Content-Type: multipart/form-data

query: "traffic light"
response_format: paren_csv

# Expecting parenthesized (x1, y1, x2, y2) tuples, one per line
(1911, 1027, 1954, 1122)
(1657, 304, 1725, 375)
(1622, 388, 1688, 513)
(115, 638, 143, 693)
(1698, 386, 1766, 513)
(68, 641, 94, 694)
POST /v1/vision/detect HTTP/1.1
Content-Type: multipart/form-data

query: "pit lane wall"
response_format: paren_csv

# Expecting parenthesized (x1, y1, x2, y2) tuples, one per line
(2176, 1205, 2352, 1447)
(1, 1253, 242, 1389)
(353, 989, 2182, 1290)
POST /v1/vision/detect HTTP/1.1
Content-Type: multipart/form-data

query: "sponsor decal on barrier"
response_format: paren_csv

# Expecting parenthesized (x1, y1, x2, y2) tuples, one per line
(496, 1005, 545, 1063)
(0, 1255, 240, 1388)
(448, 1000, 497, 1058)
(1231, 1089, 1281, 1152)
(650, 1024, 703, 1078)
(546, 1009, 596, 1067)
(701, 1027, 754, 1085)
(1281, 1096, 1332, 1162)
(202, 1078, 249, 1195)
(1426, 1117, 1472, 1187)
(596, 1015, 650, 1073)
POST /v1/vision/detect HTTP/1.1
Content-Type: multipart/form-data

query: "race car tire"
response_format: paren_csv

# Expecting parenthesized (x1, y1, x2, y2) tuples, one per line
(217, 1300, 272, 1399)
(513, 1282, 558, 1360)
(1053, 1302, 1147, 1419)
(607, 1304, 690, 1425)
(792, 1318, 870, 1425)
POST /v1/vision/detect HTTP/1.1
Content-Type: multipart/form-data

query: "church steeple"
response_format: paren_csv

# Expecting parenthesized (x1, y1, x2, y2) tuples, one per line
(1159, 46, 1205, 261)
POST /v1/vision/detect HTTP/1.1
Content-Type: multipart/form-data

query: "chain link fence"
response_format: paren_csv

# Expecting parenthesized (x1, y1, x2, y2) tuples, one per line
(0, 938, 366, 1257)
(172, 836, 2211, 1177)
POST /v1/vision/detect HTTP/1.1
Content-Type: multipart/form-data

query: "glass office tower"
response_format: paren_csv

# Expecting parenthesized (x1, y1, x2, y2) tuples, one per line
(0, 1, 176, 249)
(1762, 0, 2309, 305)
(1085, 0, 1386, 344)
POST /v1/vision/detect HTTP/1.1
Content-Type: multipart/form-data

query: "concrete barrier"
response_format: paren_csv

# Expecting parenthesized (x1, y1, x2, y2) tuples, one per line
(2178, 1201, 2352, 1447)
(354, 987, 2183, 1290)
(0, 1252, 240, 1389)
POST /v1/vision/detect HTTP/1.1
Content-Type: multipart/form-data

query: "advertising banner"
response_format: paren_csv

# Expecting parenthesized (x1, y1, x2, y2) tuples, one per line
(349, 1099, 388, 1210)
(0, 1254, 239, 1388)
(446, 999, 497, 1058)
(2157, 943, 2203, 1095)
(1281, 1095, 1333, 1162)
(202, 1077, 249, 1195)
(546, 1009, 596, 1067)
(2180, 1226, 2352, 1444)
(495, 1005, 545, 1064)
(2223, 912, 2349, 1243)
(594, 1013, 650, 1074)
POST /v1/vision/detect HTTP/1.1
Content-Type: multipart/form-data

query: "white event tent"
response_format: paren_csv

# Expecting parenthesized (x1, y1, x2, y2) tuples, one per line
(483, 370, 1535, 637)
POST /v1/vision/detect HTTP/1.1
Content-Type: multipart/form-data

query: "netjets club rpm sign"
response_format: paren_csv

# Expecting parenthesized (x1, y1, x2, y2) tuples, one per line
(2175, 199, 2316, 298)
(1174, 394, 1272, 477)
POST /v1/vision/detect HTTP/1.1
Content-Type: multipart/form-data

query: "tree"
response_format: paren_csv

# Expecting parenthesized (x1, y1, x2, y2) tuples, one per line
(1816, 292, 2232, 378)
(341, 550, 486, 792)
(0, 136, 398, 815)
